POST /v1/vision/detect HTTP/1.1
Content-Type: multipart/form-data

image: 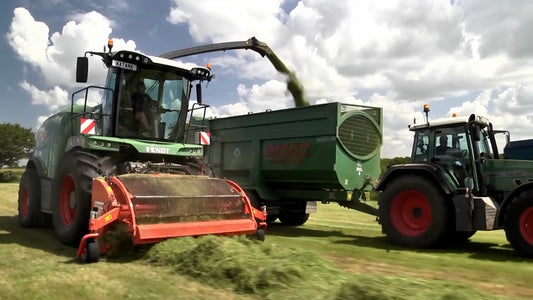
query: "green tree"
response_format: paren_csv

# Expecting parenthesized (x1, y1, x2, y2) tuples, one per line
(380, 156, 411, 175)
(0, 123, 35, 167)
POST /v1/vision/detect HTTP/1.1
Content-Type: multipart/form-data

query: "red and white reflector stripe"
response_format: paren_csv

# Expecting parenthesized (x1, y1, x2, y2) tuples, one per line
(199, 131, 210, 145)
(80, 118, 96, 135)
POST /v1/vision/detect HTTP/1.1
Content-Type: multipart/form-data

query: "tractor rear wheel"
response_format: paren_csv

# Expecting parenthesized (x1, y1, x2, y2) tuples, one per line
(504, 189, 533, 257)
(18, 168, 43, 227)
(52, 150, 98, 246)
(379, 174, 452, 248)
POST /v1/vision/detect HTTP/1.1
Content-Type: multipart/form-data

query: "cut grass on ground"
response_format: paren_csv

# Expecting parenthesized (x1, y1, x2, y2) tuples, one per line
(1, 183, 531, 299)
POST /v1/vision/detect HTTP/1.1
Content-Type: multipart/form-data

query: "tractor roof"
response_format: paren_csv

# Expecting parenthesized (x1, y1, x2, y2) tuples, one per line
(409, 114, 490, 131)
(108, 50, 201, 72)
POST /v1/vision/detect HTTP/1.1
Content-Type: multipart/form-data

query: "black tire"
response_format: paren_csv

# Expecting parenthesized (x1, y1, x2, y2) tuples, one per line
(52, 150, 98, 246)
(256, 228, 265, 241)
(378, 174, 452, 248)
(81, 239, 100, 263)
(504, 190, 533, 257)
(278, 211, 309, 226)
(449, 230, 477, 244)
(18, 168, 43, 228)
(266, 214, 279, 223)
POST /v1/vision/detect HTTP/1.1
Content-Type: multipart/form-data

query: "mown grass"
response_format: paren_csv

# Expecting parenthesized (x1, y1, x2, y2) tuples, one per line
(1, 182, 531, 299)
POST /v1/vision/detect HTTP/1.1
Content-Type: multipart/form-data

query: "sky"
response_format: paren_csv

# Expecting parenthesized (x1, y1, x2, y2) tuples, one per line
(2, 0, 533, 158)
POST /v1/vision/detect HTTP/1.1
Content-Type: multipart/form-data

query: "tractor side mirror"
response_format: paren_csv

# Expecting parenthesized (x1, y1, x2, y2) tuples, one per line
(76, 57, 88, 83)
(196, 83, 202, 104)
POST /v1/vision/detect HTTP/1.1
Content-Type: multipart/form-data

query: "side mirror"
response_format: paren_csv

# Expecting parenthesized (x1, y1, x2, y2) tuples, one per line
(196, 83, 202, 104)
(76, 57, 88, 83)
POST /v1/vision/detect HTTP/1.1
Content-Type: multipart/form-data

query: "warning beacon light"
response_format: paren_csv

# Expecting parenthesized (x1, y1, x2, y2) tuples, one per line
(107, 38, 113, 52)
(423, 104, 430, 124)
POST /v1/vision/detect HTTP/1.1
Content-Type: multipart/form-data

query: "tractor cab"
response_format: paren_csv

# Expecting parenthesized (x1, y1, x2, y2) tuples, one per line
(409, 106, 496, 194)
(74, 39, 212, 143)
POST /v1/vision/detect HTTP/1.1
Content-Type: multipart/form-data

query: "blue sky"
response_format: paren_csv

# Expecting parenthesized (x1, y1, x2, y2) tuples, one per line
(2, 0, 533, 157)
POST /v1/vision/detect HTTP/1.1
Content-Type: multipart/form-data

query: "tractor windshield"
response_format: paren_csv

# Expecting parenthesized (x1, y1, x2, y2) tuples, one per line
(114, 67, 190, 141)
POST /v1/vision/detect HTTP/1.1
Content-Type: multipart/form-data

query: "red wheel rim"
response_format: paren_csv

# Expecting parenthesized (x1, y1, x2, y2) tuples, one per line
(59, 174, 76, 225)
(519, 206, 533, 245)
(390, 189, 432, 236)
(20, 186, 29, 217)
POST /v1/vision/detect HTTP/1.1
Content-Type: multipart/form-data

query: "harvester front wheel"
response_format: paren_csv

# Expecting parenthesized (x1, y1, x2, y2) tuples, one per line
(504, 190, 533, 257)
(52, 150, 98, 246)
(18, 168, 42, 227)
(379, 175, 451, 248)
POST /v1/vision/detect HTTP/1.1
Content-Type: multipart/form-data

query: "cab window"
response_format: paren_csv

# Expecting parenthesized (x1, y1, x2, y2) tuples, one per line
(412, 129, 429, 162)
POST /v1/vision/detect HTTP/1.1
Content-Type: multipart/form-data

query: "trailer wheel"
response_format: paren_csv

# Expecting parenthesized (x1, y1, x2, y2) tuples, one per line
(81, 239, 100, 263)
(448, 230, 477, 245)
(18, 168, 42, 228)
(266, 215, 279, 223)
(52, 150, 98, 246)
(279, 211, 309, 226)
(379, 175, 451, 248)
(504, 190, 533, 257)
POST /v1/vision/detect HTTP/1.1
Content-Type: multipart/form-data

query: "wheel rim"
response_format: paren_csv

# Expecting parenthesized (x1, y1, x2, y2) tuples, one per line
(59, 174, 77, 225)
(390, 189, 432, 236)
(519, 206, 533, 245)
(20, 186, 29, 217)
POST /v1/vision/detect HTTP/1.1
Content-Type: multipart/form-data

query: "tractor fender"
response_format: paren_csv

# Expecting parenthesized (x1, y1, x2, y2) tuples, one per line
(376, 163, 454, 195)
(497, 181, 533, 227)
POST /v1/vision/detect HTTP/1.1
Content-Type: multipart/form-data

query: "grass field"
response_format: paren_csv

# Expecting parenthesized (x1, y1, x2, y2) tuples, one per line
(1, 182, 532, 299)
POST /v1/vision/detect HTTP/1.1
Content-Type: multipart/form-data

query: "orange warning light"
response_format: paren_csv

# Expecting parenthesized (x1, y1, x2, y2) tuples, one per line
(108, 38, 113, 52)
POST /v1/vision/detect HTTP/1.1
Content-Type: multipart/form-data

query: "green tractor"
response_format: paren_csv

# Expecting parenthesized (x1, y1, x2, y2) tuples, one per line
(17, 39, 266, 260)
(376, 105, 533, 257)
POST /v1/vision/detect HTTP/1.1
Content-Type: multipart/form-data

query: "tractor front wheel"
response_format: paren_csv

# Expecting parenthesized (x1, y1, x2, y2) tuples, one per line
(379, 175, 452, 248)
(504, 189, 533, 257)
(52, 150, 98, 246)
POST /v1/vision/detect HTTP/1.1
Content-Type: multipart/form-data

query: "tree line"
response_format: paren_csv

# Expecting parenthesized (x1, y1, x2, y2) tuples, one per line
(0, 123, 35, 168)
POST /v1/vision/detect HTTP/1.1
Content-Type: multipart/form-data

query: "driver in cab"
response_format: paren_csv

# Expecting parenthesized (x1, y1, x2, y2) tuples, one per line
(436, 135, 451, 155)
(131, 81, 153, 133)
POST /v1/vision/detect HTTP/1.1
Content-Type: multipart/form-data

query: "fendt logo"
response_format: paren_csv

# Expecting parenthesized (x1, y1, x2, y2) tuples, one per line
(264, 142, 310, 163)
(145, 146, 171, 154)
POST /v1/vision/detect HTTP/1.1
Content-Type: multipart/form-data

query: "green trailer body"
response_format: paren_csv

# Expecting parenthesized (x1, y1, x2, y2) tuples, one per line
(206, 102, 383, 223)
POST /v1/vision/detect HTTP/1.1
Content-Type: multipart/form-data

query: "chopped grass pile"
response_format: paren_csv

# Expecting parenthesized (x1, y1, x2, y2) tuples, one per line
(144, 235, 329, 294)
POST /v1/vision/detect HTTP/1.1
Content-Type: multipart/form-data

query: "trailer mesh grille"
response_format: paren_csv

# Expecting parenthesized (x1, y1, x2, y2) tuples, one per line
(338, 114, 381, 158)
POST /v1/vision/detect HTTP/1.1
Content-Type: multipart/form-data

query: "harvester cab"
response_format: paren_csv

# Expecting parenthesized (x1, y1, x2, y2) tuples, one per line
(18, 38, 267, 263)
(75, 38, 212, 143)
(376, 105, 533, 257)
